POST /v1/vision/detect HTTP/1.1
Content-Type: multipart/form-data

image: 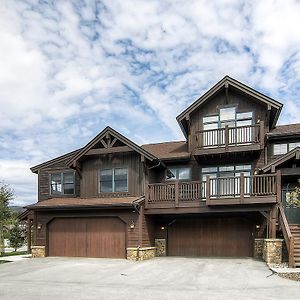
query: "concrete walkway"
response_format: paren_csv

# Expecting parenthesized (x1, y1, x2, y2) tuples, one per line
(0, 257, 299, 299)
(0, 254, 31, 262)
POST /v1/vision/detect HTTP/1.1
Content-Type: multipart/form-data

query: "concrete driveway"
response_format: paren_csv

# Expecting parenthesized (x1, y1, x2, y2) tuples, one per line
(0, 257, 299, 300)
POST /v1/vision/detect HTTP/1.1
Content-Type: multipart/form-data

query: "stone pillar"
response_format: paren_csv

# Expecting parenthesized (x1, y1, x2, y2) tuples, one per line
(263, 239, 283, 265)
(31, 246, 45, 257)
(126, 247, 156, 261)
(155, 239, 166, 257)
(254, 238, 264, 259)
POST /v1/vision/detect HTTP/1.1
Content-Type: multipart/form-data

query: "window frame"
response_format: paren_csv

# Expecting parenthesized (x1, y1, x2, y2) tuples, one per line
(272, 141, 300, 156)
(99, 167, 128, 193)
(50, 171, 75, 196)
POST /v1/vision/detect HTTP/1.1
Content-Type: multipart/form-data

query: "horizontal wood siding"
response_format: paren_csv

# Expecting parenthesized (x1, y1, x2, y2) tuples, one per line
(80, 152, 144, 198)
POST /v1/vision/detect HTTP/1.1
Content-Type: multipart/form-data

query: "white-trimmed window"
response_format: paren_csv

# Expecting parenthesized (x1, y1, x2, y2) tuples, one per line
(273, 142, 300, 155)
(99, 168, 128, 192)
(50, 172, 75, 195)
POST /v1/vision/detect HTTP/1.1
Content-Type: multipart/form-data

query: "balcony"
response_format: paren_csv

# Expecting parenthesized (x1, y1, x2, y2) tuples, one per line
(145, 173, 278, 209)
(194, 122, 264, 157)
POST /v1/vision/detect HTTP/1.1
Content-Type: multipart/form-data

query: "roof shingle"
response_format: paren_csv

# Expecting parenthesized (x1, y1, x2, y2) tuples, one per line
(268, 123, 300, 137)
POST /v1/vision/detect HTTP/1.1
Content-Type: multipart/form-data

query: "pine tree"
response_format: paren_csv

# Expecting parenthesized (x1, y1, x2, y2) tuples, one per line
(8, 223, 25, 252)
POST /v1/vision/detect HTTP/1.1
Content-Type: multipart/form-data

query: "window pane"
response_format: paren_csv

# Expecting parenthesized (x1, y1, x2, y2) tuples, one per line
(220, 107, 235, 121)
(202, 167, 218, 173)
(63, 173, 74, 184)
(203, 115, 218, 123)
(289, 142, 300, 150)
(100, 169, 113, 192)
(166, 168, 177, 180)
(273, 144, 288, 155)
(114, 168, 128, 192)
(237, 112, 253, 120)
(236, 165, 251, 171)
(203, 123, 218, 130)
(51, 173, 62, 194)
(219, 166, 234, 172)
(178, 168, 191, 180)
(64, 183, 74, 194)
(100, 181, 113, 192)
(237, 120, 252, 126)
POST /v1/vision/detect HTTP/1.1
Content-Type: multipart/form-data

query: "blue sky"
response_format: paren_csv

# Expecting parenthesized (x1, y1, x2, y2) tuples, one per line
(1, 0, 300, 206)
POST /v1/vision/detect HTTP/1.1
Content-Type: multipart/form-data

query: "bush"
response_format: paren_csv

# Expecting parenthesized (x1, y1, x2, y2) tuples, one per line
(8, 223, 25, 252)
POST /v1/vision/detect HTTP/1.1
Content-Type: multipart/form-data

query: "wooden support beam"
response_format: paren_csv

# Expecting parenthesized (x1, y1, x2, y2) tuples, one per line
(268, 205, 277, 238)
(138, 205, 144, 247)
(225, 81, 229, 104)
(240, 173, 244, 204)
(276, 170, 281, 204)
(100, 138, 108, 148)
(206, 176, 210, 204)
(175, 181, 179, 208)
(259, 120, 265, 148)
(225, 125, 229, 152)
(86, 146, 133, 155)
(110, 137, 117, 148)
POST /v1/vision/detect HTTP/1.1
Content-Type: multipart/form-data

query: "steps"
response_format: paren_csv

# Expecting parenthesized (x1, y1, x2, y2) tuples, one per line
(290, 224, 300, 267)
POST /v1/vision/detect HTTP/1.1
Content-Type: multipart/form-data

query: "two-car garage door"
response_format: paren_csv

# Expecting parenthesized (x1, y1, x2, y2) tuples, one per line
(168, 217, 253, 257)
(48, 217, 126, 258)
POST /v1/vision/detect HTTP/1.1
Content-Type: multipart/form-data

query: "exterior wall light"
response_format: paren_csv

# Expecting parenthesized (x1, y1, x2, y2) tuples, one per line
(161, 226, 165, 230)
(256, 225, 260, 229)
(129, 221, 135, 229)
(37, 223, 43, 230)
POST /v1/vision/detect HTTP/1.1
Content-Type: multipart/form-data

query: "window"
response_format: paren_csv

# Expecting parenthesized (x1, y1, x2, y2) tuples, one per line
(166, 167, 191, 181)
(50, 172, 75, 195)
(202, 165, 252, 198)
(99, 168, 128, 192)
(203, 107, 253, 146)
(273, 142, 300, 155)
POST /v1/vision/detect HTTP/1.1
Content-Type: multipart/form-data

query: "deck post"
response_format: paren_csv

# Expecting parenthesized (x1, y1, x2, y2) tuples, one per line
(225, 125, 229, 151)
(269, 205, 277, 239)
(276, 170, 281, 203)
(259, 120, 265, 147)
(206, 176, 210, 204)
(240, 173, 245, 204)
(175, 181, 179, 208)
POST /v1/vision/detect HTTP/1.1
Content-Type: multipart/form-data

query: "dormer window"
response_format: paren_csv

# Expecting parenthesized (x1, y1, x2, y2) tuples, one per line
(50, 172, 75, 195)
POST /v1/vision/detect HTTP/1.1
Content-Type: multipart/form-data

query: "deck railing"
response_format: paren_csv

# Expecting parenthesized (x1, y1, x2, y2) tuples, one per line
(197, 122, 263, 149)
(146, 173, 278, 208)
(278, 204, 295, 268)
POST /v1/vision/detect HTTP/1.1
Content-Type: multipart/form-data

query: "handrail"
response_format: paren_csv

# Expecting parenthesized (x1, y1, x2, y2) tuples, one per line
(196, 124, 260, 134)
(278, 204, 295, 268)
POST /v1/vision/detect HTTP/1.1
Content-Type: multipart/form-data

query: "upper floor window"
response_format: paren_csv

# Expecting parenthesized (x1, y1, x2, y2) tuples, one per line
(273, 142, 300, 155)
(203, 106, 253, 130)
(166, 167, 191, 181)
(50, 172, 75, 195)
(99, 167, 128, 193)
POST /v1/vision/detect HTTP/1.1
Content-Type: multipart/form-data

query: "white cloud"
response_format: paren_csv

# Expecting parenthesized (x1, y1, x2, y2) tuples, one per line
(1, 0, 300, 205)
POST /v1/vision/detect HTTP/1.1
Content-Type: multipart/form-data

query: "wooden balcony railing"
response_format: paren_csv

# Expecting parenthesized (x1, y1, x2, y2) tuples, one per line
(196, 122, 264, 150)
(145, 173, 278, 209)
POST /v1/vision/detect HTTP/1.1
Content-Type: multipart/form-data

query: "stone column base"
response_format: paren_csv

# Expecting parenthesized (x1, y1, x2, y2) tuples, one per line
(155, 239, 166, 257)
(263, 239, 283, 265)
(254, 238, 264, 259)
(127, 247, 156, 261)
(31, 246, 46, 258)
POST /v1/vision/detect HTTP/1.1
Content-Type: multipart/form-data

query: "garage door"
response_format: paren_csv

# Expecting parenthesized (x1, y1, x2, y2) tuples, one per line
(48, 217, 126, 258)
(168, 217, 253, 257)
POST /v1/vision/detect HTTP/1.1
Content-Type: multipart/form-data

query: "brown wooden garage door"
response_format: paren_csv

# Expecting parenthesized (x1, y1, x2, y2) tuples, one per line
(48, 217, 126, 258)
(168, 217, 253, 257)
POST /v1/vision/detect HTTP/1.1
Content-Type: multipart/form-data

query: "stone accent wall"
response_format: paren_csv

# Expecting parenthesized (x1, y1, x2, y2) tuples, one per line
(254, 238, 264, 259)
(127, 247, 156, 261)
(31, 246, 46, 258)
(263, 239, 283, 265)
(155, 239, 166, 257)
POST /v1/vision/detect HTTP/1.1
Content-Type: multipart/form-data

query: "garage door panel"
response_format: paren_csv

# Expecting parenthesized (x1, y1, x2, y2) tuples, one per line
(48, 217, 125, 258)
(168, 217, 253, 257)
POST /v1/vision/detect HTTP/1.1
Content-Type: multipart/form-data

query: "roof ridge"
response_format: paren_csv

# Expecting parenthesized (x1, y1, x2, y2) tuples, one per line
(142, 140, 187, 146)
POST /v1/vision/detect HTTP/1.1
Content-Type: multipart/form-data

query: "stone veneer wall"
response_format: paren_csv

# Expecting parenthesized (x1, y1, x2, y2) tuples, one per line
(254, 239, 264, 259)
(127, 247, 156, 261)
(263, 239, 283, 265)
(155, 239, 166, 257)
(31, 246, 46, 258)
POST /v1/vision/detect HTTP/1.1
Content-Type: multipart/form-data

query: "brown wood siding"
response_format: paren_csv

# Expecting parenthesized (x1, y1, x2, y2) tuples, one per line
(35, 209, 139, 250)
(80, 152, 144, 198)
(48, 217, 126, 258)
(189, 89, 268, 153)
(142, 215, 155, 247)
(168, 216, 253, 257)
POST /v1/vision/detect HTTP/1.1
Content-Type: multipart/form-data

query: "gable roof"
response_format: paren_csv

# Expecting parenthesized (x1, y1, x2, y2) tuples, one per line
(141, 141, 190, 160)
(262, 147, 300, 173)
(67, 126, 158, 167)
(31, 148, 81, 174)
(176, 75, 283, 138)
(268, 123, 300, 138)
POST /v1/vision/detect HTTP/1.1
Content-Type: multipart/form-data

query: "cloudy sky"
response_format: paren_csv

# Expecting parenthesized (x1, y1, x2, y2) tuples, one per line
(1, 0, 300, 206)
